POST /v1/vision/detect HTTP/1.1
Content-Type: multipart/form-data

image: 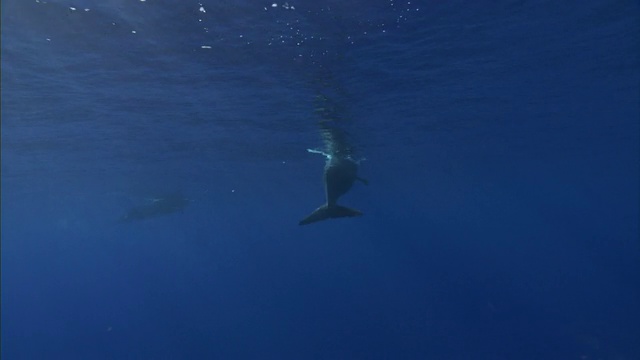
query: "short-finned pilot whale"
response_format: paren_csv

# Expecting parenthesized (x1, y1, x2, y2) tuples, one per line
(299, 149, 368, 225)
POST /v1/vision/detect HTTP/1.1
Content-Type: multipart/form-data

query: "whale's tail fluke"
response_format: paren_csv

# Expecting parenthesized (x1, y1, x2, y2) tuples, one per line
(298, 204, 362, 225)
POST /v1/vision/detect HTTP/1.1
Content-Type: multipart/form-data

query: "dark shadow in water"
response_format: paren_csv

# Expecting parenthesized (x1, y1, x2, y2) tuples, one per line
(119, 192, 191, 223)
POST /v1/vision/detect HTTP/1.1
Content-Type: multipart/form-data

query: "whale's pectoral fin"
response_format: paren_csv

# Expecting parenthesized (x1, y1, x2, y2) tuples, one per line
(307, 148, 332, 159)
(299, 204, 363, 226)
(357, 177, 369, 185)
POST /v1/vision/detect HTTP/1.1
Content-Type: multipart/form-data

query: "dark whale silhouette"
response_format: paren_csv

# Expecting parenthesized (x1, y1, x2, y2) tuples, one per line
(119, 193, 190, 222)
(298, 68, 368, 226)
(299, 117, 368, 225)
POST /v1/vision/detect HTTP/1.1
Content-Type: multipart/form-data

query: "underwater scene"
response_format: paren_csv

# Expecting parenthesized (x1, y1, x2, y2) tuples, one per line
(2, 0, 639, 359)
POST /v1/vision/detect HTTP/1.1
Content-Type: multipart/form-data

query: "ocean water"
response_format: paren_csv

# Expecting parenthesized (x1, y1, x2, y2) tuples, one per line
(2, 0, 639, 359)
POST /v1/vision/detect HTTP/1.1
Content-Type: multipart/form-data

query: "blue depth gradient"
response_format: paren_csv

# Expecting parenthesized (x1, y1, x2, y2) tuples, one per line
(2, 1, 639, 359)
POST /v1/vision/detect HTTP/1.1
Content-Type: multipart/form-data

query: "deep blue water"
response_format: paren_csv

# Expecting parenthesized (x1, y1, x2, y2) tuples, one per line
(2, 0, 639, 359)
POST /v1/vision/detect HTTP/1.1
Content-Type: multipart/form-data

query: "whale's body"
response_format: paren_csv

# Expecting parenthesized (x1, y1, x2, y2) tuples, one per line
(299, 92, 367, 226)
(120, 193, 190, 222)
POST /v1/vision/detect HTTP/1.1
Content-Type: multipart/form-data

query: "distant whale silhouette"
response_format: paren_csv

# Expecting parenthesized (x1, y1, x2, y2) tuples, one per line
(119, 193, 190, 222)
(299, 148, 367, 225)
